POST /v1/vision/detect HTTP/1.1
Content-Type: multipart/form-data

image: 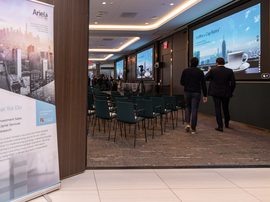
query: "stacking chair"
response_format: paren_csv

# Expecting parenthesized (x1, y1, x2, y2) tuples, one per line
(137, 99, 162, 138)
(154, 93, 165, 97)
(172, 94, 185, 124)
(93, 100, 117, 141)
(163, 95, 182, 127)
(150, 97, 173, 132)
(114, 101, 146, 147)
(87, 93, 95, 130)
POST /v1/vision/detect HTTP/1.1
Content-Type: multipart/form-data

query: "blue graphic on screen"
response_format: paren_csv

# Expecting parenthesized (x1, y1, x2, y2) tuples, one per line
(137, 47, 153, 79)
(116, 60, 124, 79)
(193, 4, 260, 74)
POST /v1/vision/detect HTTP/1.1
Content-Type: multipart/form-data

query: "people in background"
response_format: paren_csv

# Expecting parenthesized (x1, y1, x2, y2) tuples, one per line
(205, 57, 236, 132)
(109, 76, 113, 91)
(180, 57, 207, 134)
(97, 76, 102, 88)
(117, 76, 122, 92)
(92, 76, 97, 86)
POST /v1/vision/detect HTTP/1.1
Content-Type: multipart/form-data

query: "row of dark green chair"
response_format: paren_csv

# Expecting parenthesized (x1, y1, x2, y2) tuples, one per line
(88, 92, 186, 147)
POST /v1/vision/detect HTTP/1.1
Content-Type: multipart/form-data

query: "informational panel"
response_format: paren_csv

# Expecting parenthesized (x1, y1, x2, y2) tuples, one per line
(0, 1, 60, 202)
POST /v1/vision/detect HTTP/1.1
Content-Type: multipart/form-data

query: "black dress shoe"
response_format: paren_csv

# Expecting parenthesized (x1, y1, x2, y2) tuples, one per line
(215, 127, 223, 132)
(225, 123, 229, 128)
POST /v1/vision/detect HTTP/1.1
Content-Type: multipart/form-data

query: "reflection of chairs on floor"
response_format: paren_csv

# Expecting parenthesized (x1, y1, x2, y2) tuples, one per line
(114, 101, 146, 147)
(93, 100, 117, 141)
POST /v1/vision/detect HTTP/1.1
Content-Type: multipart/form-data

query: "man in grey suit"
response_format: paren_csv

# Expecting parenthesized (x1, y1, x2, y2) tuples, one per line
(205, 57, 236, 132)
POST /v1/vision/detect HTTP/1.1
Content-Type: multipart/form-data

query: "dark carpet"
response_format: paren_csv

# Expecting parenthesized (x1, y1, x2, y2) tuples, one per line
(87, 112, 270, 169)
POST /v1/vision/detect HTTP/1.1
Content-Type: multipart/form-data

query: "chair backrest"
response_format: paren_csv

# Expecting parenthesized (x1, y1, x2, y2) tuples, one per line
(95, 100, 110, 119)
(130, 96, 144, 104)
(117, 101, 135, 124)
(92, 88, 100, 95)
(87, 94, 94, 110)
(172, 94, 185, 107)
(137, 99, 154, 118)
(96, 95, 107, 100)
(155, 93, 165, 97)
(163, 95, 177, 110)
(115, 97, 129, 106)
(150, 97, 165, 113)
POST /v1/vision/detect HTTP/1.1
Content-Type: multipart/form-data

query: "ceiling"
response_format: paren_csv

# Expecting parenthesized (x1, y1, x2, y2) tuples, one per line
(89, 0, 238, 63)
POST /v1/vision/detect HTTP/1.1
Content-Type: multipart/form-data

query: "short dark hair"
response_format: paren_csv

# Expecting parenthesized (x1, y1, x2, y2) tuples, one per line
(190, 57, 199, 66)
(216, 57, 225, 65)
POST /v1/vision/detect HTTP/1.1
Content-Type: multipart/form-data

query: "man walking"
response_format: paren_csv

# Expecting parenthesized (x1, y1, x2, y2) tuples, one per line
(180, 57, 207, 134)
(205, 57, 236, 132)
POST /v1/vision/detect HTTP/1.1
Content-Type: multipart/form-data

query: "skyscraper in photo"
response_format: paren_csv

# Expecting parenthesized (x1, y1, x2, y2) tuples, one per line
(222, 36, 227, 61)
(16, 49, 22, 78)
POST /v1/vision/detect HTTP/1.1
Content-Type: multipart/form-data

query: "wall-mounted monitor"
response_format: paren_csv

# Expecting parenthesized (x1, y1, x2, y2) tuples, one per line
(189, 0, 269, 80)
(136, 47, 154, 79)
(116, 59, 124, 79)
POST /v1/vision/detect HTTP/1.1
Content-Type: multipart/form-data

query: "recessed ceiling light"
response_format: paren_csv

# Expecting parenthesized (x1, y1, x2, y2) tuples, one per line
(152, 16, 159, 20)
(145, 23, 149, 25)
(94, 22, 98, 24)
(89, 37, 140, 52)
(170, 3, 174, 6)
(102, 2, 106, 5)
(89, 0, 201, 31)
(88, 54, 114, 61)
(110, 2, 114, 5)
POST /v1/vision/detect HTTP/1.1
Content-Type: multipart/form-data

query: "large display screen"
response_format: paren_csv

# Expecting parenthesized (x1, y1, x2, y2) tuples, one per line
(189, 0, 270, 80)
(116, 59, 124, 79)
(137, 47, 153, 79)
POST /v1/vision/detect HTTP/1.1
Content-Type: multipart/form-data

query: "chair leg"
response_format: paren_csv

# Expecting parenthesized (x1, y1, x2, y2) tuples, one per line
(104, 120, 106, 133)
(160, 115, 163, 135)
(124, 123, 126, 138)
(114, 120, 117, 142)
(120, 122, 123, 137)
(98, 118, 100, 132)
(108, 118, 112, 141)
(171, 111, 174, 130)
(152, 118, 154, 139)
(182, 108, 184, 125)
(134, 123, 137, 147)
(92, 116, 96, 137)
(176, 111, 178, 127)
(144, 120, 147, 143)
(129, 124, 131, 134)
(164, 114, 166, 132)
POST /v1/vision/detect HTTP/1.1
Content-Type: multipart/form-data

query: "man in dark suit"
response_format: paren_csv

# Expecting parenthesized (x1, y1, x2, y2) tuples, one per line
(205, 57, 236, 132)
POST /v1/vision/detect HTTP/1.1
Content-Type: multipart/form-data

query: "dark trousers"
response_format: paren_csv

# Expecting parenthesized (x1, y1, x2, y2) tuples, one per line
(185, 92, 201, 130)
(212, 96, 230, 128)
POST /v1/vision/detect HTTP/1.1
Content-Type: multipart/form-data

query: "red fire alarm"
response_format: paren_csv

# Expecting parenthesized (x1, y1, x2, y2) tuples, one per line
(89, 61, 92, 64)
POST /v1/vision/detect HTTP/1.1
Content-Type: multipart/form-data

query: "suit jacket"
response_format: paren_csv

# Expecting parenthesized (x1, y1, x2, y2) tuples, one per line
(205, 65, 236, 98)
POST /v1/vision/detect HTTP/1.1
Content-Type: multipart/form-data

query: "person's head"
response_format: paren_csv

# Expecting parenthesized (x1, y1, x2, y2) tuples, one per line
(216, 57, 225, 65)
(190, 57, 199, 67)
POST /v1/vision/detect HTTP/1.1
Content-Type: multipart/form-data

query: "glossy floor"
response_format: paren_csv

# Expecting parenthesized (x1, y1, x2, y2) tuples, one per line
(30, 168, 270, 202)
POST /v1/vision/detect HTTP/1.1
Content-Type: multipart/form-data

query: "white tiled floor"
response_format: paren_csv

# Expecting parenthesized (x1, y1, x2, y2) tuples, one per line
(30, 168, 270, 202)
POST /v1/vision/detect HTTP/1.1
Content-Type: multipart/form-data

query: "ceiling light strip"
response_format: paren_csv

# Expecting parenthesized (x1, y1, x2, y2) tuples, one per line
(89, 0, 201, 31)
(88, 37, 140, 52)
(88, 54, 114, 61)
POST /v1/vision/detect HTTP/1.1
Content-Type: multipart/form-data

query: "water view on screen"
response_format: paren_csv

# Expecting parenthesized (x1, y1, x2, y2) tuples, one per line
(193, 4, 260, 74)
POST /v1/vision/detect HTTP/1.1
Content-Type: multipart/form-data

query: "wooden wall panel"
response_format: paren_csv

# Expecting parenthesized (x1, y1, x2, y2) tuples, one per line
(40, 0, 88, 179)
